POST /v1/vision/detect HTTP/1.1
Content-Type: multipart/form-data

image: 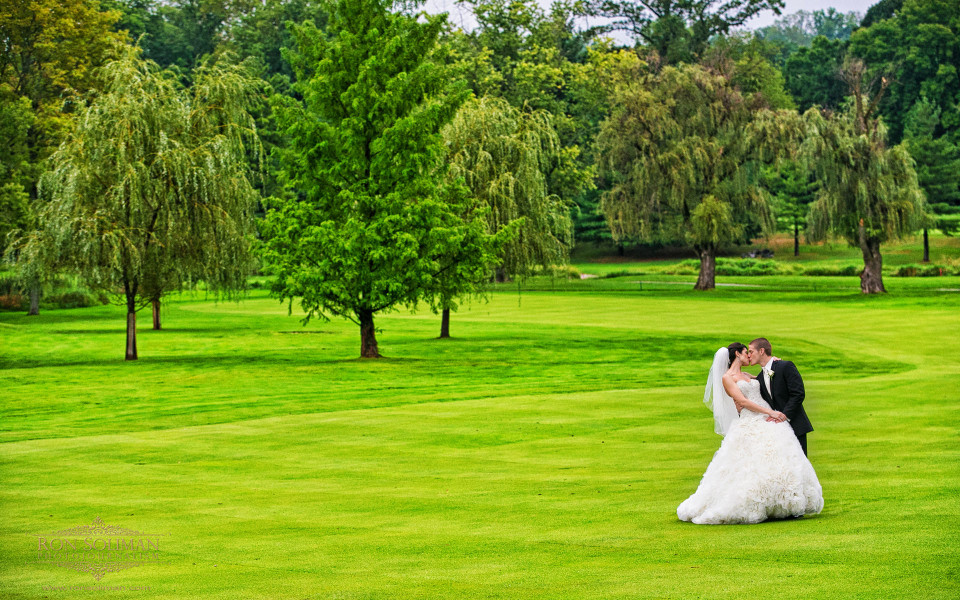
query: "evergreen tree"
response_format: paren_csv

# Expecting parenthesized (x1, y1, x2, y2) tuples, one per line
(761, 160, 817, 256)
(260, 0, 497, 357)
(904, 96, 960, 261)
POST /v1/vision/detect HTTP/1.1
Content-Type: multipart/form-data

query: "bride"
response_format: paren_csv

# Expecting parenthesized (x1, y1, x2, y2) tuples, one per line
(677, 343, 823, 524)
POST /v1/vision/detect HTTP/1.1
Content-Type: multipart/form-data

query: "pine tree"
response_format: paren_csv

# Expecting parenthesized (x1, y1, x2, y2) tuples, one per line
(904, 96, 960, 261)
(761, 160, 817, 256)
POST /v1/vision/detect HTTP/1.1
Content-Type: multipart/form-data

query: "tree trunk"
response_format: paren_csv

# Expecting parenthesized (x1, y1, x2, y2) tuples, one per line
(794, 221, 800, 257)
(859, 236, 886, 294)
(617, 243, 624, 257)
(28, 286, 40, 316)
(359, 309, 381, 358)
(694, 246, 716, 291)
(922, 228, 929, 263)
(125, 293, 138, 361)
(439, 308, 450, 339)
(494, 267, 508, 283)
(152, 298, 161, 330)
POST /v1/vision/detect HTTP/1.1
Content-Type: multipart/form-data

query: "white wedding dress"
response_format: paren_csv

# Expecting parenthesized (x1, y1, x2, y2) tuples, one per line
(677, 378, 824, 524)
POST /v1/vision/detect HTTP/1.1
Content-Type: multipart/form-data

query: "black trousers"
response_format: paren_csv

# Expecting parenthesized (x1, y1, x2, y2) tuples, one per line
(797, 433, 807, 456)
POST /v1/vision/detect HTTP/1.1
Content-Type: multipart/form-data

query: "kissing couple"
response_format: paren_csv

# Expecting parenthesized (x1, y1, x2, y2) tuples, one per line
(678, 338, 824, 525)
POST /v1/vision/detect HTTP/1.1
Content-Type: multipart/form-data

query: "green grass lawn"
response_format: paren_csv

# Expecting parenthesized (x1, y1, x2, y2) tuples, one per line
(1, 275, 959, 598)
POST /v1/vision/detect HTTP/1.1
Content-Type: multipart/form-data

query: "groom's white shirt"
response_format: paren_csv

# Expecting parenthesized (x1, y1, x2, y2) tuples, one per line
(762, 357, 775, 399)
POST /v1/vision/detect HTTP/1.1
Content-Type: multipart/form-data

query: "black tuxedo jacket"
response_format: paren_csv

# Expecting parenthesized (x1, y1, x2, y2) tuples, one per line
(757, 360, 813, 438)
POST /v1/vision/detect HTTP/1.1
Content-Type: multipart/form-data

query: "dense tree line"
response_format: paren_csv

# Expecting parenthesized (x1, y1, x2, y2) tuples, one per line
(1, 0, 958, 358)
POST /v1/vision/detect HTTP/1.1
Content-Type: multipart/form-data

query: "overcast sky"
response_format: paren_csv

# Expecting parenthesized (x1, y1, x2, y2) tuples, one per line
(425, 0, 879, 40)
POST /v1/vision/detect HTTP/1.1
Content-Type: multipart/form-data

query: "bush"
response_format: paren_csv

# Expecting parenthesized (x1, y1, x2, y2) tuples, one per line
(0, 270, 111, 311)
(43, 290, 103, 309)
(548, 265, 583, 279)
(0, 293, 26, 310)
(893, 263, 960, 277)
(802, 264, 861, 276)
(657, 258, 797, 276)
(602, 270, 641, 279)
(658, 260, 700, 275)
(717, 258, 790, 276)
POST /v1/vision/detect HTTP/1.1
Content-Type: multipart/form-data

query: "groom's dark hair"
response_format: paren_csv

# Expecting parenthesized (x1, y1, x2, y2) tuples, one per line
(750, 337, 772, 356)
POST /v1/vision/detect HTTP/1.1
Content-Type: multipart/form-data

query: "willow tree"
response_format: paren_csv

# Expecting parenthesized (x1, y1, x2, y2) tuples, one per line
(434, 96, 571, 337)
(462, 99, 575, 278)
(596, 63, 797, 290)
(261, 0, 497, 357)
(12, 44, 262, 359)
(803, 59, 927, 294)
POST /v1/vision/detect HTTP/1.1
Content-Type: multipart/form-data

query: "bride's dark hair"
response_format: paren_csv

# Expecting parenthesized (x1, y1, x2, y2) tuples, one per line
(727, 342, 747, 365)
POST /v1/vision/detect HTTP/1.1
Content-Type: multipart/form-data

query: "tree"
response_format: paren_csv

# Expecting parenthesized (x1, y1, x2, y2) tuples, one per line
(0, 0, 126, 313)
(448, 0, 597, 245)
(569, 42, 646, 252)
(439, 96, 571, 334)
(761, 160, 817, 256)
(706, 34, 796, 110)
(0, 0, 124, 157)
(861, 0, 903, 29)
(106, 0, 257, 70)
(586, 0, 785, 62)
(260, 1, 495, 358)
(755, 8, 862, 53)
(596, 62, 797, 290)
(782, 35, 848, 112)
(0, 92, 34, 252)
(903, 96, 960, 261)
(803, 59, 927, 293)
(226, 0, 328, 87)
(9, 44, 263, 359)
(849, 0, 960, 145)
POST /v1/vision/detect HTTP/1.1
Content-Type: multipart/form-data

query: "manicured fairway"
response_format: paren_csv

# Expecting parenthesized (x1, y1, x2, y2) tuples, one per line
(1, 279, 958, 599)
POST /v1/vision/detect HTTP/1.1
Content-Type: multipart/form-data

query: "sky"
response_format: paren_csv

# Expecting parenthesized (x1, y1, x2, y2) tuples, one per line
(424, 0, 879, 41)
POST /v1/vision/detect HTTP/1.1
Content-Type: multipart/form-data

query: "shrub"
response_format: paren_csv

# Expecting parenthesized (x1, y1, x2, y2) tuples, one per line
(802, 264, 861, 276)
(0, 293, 26, 310)
(893, 263, 960, 277)
(43, 290, 103, 309)
(602, 270, 640, 279)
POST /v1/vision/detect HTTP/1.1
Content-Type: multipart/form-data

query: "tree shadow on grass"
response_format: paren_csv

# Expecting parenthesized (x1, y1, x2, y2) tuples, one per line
(0, 310, 118, 327)
(0, 352, 427, 370)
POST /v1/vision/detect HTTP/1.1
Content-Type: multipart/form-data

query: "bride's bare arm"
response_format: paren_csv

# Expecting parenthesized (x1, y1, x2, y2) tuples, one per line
(721, 374, 783, 419)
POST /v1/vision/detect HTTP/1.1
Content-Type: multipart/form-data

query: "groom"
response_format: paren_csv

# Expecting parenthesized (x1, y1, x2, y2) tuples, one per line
(748, 337, 813, 456)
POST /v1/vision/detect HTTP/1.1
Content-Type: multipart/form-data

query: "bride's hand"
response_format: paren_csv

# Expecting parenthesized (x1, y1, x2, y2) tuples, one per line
(767, 411, 787, 423)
